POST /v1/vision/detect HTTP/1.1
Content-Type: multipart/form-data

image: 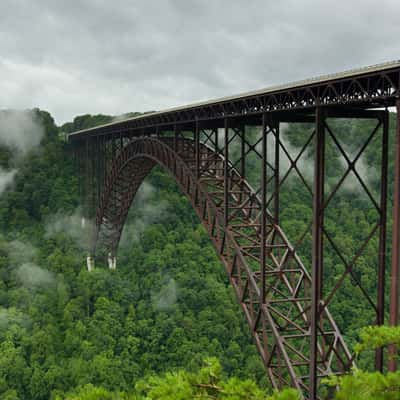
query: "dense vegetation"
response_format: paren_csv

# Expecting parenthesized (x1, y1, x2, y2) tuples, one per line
(0, 109, 399, 399)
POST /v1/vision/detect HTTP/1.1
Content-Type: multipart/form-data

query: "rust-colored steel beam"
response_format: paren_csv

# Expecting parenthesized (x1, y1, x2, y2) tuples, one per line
(310, 106, 325, 398)
(224, 118, 229, 228)
(240, 124, 246, 179)
(376, 110, 389, 371)
(274, 121, 280, 225)
(195, 118, 200, 181)
(389, 100, 400, 371)
(261, 113, 268, 304)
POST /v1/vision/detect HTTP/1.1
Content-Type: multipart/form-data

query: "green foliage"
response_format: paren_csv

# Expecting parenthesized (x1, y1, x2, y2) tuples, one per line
(355, 326, 400, 354)
(0, 109, 398, 399)
(134, 357, 269, 399)
(326, 369, 400, 400)
(0, 110, 266, 398)
(266, 389, 301, 400)
(56, 384, 134, 400)
(56, 359, 271, 400)
(324, 326, 400, 399)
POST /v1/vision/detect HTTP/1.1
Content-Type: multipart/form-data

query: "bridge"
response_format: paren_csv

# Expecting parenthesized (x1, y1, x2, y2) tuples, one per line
(68, 60, 400, 399)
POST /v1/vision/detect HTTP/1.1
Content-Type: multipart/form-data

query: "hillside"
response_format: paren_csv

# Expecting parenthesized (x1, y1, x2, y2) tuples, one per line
(0, 109, 398, 399)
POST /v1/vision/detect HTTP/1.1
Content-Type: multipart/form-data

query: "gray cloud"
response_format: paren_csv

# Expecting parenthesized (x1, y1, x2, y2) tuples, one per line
(44, 208, 94, 251)
(120, 182, 169, 247)
(0, 110, 44, 195)
(0, 168, 16, 195)
(338, 144, 379, 196)
(16, 263, 55, 289)
(0, 0, 399, 123)
(8, 240, 38, 266)
(7, 240, 56, 290)
(0, 110, 44, 154)
(151, 276, 178, 311)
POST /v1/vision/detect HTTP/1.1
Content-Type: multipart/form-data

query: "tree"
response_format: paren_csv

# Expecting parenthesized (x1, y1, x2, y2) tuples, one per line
(324, 326, 400, 399)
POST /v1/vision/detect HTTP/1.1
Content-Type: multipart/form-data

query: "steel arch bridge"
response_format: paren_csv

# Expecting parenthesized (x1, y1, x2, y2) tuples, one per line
(69, 60, 400, 399)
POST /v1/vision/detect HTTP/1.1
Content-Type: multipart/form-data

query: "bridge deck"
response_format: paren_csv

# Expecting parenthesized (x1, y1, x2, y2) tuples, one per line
(69, 60, 400, 140)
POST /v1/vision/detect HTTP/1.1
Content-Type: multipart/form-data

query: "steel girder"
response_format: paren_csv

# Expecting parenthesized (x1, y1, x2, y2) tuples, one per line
(69, 63, 400, 141)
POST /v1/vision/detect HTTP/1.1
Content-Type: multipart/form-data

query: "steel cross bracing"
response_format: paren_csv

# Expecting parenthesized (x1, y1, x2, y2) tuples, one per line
(69, 61, 400, 399)
(84, 133, 351, 397)
(71, 109, 396, 399)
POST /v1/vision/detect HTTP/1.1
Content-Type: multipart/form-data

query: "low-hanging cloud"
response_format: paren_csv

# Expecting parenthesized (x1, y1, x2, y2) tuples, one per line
(280, 125, 315, 185)
(337, 144, 379, 197)
(253, 123, 314, 186)
(151, 276, 178, 311)
(0, 110, 44, 155)
(44, 208, 94, 251)
(6, 240, 55, 290)
(120, 182, 169, 247)
(8, 239, 38, 266)
(0, 167, 16, 195)
(16, 262, 55, 289)
(0, 110, 45, 197)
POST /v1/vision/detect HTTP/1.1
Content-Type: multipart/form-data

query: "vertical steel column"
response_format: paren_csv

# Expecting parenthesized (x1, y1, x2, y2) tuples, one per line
(85, 137, 90, 220)
(195, 118, 200, 180)
(81, 141, 85, 203)
(101, 136, 105, 194)
(224, 118, 229, 228)
(389, 99, 400, 372)
(91, 137, 96, 220)
(112, 135, 116, 158)
(274, 121, 280, 225)
(240, 124, 246, 179)
(174, 123, 178, 152)
(310, 106, 325, 398)
(96, 135, 101, 205)
(261, 113, 268, 303)
(109, 134, 116, 248)
(376, 110, 389, 371)
(77, 142, 82, 208)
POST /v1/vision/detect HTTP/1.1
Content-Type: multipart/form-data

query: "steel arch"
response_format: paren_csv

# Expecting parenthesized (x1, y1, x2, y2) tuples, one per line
(92, 136, 352, 399)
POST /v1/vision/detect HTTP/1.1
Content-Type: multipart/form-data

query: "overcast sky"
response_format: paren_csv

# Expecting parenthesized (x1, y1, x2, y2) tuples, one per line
(0, 0, 399, 124)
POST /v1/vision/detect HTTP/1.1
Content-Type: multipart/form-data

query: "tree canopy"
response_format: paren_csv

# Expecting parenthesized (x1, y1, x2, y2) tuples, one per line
(0, 110, 398, 399)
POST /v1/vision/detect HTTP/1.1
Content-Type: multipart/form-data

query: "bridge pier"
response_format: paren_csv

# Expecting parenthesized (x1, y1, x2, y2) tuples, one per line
(108, 253, 117, 270)
(86, 255, 95, 272)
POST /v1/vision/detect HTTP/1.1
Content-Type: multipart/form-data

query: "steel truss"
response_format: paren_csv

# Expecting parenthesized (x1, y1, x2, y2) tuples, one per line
(72, 101, 399, 399)
(84, 133, 346, 398)
(70, 62, 400, 141)
(70, 62, 400, 399)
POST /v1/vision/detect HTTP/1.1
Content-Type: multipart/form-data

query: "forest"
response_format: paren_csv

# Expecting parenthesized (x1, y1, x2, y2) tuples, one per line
(0, 109, 399, 399)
